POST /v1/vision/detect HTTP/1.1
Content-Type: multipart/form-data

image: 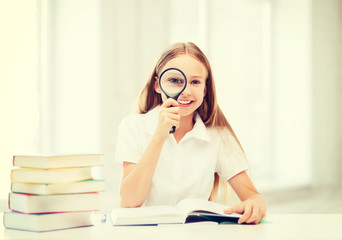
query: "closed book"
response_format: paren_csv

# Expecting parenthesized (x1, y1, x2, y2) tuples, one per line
(13, 154, 102, 169)
(4, 211, 94, 232)
(11, 167, 96, 184)
(11, 179, 105, 195)
(9, 192, 99, 214)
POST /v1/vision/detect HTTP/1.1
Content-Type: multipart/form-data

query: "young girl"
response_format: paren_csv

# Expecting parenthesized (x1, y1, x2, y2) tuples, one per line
(115, 42, 267, 224)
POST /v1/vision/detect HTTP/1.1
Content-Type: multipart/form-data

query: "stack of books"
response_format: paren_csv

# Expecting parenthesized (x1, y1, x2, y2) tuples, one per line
(4, 154, 105, 232)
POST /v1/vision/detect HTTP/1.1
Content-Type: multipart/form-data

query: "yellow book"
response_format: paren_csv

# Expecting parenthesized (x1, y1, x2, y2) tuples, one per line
(13, 154, 102, 169)
(11, 167, 96, 184)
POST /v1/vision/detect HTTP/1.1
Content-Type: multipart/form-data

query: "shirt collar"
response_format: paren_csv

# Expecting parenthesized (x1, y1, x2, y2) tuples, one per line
(145, 106, 211, 142)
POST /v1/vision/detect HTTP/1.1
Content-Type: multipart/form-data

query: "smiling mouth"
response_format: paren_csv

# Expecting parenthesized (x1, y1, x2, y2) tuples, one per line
(178, 100, 193, 105)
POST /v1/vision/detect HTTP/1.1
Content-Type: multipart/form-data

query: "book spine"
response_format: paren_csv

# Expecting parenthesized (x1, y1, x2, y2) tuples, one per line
(9, 209, 99, 214)
(7, 193, 11, 211)
(10, 170, 13, 184)
(9, 192, 100, 214)
(2, 211, 6, 229)
(11, 192, 36, 197)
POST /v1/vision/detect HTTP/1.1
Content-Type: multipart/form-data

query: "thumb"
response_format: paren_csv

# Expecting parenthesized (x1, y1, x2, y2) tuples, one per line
(224, 203, 244, 214)
(162, 98, 179, 108)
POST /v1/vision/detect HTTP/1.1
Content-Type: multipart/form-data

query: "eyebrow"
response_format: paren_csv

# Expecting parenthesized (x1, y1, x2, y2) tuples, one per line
(189, 75, 205, 79)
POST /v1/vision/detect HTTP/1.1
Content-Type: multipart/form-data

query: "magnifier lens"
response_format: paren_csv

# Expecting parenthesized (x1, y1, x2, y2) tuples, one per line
(159, 69, 186, 98)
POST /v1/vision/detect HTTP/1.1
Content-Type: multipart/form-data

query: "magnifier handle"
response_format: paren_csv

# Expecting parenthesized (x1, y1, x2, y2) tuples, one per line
(169, 126, 176, 134)
(168, 103, 176, 134)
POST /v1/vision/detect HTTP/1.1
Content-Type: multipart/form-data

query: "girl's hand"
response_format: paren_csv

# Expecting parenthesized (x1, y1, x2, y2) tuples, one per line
(224, 194, 267, 224)
(154, 99, 180, 140)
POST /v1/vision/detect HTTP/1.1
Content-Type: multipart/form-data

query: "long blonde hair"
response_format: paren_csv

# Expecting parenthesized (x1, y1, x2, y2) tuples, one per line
(138, 42, 245, 204)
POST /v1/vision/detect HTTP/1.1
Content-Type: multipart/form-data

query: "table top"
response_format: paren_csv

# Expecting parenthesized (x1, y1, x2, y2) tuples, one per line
(1, 213, 342, 240)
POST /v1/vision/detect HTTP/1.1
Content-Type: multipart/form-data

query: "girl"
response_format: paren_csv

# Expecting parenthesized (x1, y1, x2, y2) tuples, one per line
(115, 42, 267, 224)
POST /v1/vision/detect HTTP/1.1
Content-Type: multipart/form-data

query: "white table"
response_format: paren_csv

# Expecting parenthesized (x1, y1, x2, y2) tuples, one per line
(1, 214, 341, 240)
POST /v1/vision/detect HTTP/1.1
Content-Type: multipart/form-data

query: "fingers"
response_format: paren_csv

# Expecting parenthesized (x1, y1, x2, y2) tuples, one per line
(237, 202, 252, 224)
(161, 98, 179, 108)
(245, 207, 261, 224)
(160, 98, 180, 121)
(159, 110, 180, 128)
(224, 203, 244, 215)
(159, 105, 180, 122)
(224, 202, 263, 225)
(155, 99, 181, 138)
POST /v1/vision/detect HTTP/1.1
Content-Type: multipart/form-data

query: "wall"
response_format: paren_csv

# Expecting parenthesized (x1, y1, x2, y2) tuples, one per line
(0, 0, 39, 201)
(269, 0, 312, 188)
(43, 0, 102, 154)
(311, 0, 342, 187)
(100, 0, 170, 209)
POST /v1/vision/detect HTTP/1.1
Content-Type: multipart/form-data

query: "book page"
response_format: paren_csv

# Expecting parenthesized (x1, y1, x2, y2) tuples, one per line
(177, 198, 231, 215)
(111, 205, 185, 218)
(111, 205, 187, 225)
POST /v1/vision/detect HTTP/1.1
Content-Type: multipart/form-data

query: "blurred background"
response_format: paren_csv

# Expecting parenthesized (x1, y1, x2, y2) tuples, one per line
(0, 0, 341, 213)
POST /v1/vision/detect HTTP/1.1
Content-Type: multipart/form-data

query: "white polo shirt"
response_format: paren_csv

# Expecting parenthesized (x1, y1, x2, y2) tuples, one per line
(115, 106, 249, 206)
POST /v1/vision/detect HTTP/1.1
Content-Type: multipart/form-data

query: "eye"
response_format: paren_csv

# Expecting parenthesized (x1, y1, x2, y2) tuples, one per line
(169, 78, 184, 84)
(191, 80, 201, 85)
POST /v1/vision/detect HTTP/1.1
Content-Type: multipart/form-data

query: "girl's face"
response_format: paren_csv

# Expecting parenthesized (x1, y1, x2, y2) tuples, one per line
(155, 54, 207, 117)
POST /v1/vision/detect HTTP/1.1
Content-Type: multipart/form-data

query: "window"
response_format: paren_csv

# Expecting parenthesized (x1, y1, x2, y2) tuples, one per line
(207, 0, 273, 180)
(166, 0, 276, 185)
(158, 0, 313, 190)
(0, 0, 102, 203)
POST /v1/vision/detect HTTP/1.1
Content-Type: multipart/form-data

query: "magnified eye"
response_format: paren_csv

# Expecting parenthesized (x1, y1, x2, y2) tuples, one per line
(169, 78, 184, 84)
(159, 68, 187, 97)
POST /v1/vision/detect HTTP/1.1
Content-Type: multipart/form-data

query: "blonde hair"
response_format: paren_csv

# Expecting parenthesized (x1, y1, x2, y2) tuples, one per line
(138, 42, 245, 205)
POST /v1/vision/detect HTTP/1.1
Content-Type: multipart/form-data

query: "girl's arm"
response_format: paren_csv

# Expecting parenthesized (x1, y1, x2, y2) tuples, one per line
(120, 99, 180, 208)
(225, 171, 267, 224)
(120, 135, 166, 208)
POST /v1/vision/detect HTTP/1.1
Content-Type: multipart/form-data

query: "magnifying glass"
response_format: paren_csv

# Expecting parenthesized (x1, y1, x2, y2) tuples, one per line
(158, 68, 187, 134)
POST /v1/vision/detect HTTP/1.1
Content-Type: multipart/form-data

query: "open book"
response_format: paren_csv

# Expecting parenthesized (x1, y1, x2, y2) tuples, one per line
(110, 198, 241, 226)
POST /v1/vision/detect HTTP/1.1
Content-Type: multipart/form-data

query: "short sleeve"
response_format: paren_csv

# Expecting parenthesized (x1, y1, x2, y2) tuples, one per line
(216, 130, 250, 181)
(115, 115, 144, 166)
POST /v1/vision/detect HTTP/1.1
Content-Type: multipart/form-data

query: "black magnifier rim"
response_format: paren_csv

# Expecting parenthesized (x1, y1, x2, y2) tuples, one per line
(158, 67, 187, 100)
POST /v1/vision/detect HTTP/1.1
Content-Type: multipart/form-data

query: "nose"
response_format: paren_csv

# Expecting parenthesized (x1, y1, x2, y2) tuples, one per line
(180, 83, 191, 96)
